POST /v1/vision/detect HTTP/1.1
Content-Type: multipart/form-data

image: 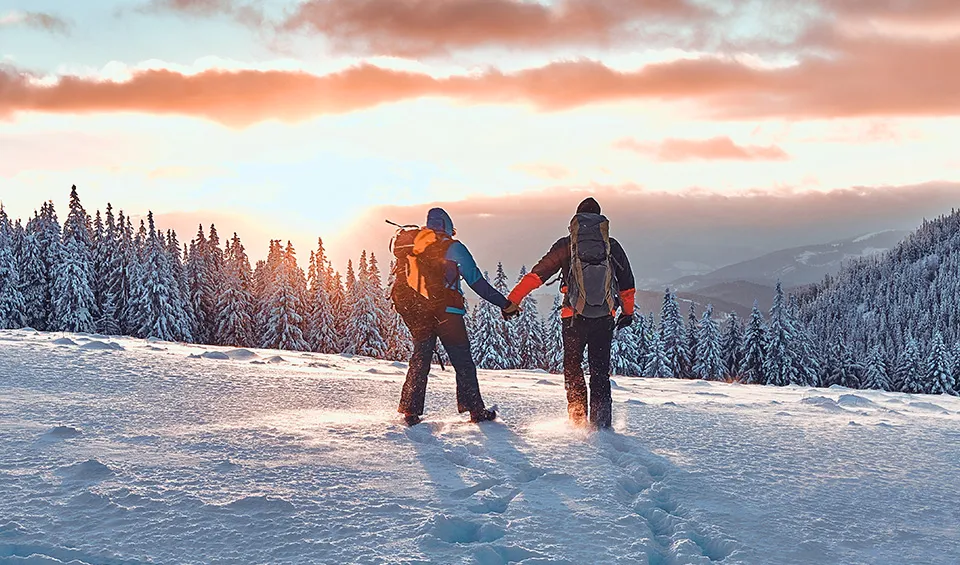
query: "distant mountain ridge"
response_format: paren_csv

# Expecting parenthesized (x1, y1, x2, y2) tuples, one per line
(664, 229, 908, 297)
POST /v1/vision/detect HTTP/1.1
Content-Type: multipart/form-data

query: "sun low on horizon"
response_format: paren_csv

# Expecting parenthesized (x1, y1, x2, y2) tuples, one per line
(2, 0, 960, 271)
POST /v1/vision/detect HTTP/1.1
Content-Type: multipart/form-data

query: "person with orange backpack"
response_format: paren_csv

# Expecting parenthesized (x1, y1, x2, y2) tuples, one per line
(390, 208, 521, 426)
(507, 197, 635, 429)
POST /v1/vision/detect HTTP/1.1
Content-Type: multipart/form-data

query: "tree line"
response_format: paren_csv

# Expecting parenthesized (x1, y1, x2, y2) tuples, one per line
(1, 187, 958, 396)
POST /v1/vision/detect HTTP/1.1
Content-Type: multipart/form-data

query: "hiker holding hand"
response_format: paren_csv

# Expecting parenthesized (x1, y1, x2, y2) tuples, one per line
(390, 208, 521, 426)
(507, 198, 635, 429)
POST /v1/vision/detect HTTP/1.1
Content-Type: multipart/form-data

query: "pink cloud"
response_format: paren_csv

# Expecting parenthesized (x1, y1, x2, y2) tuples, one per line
(615, 136, 790, 161)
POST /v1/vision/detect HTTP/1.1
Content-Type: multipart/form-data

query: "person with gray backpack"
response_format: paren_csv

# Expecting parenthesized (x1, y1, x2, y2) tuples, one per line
(507, 197, 636, 429)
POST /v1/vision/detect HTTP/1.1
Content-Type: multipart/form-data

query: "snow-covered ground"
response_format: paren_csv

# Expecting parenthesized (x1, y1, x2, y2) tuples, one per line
(2, 329, 959, 565)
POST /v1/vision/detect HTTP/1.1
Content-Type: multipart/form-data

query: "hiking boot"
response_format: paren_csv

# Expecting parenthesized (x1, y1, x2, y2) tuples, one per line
(469, 408, 497, 423)
(403, 414, 421, 426)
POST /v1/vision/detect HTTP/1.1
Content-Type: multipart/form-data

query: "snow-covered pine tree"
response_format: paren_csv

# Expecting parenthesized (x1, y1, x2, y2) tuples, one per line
(644, 326, 671, 378)
(493, 262, 516, 369)
(261, 241, 309, 351)
(118, 213, 138, 334)
(216, 233, 254, 347)
(18, 226, 47, 330)
(633, 313, 651, 372)
(306, 238, 337, 353)
(511, 266, 547, 370)
(350, 250, 388, 358)
(93, 204, 122, 335)
(131, 212, 191, 341)
(952, 342, 960, 393)
(694, 305, 724, 381)
(764, 281, 800, 387)
(897, 337, 924, 393)
(721, 310, 744, 382)
(0, 206, 26, 329)
(789, 295, 822, 387)
(203, 225, 225, 344)
(611, 315, 642, 376)
(825, 328, 860, 389)
(925, 332, 953, 395)
(473, 271, 510, 370)
(684, 302, 699, 379)
(862, 345, 891, 391)
(29, 201, 64, 331)
(660, 289, 688, 379)
(167, 230, 195, 341)
(742, 302, 767, 385)
(545, 294, 564, 373)
(51, 186, 96, 333)
(328, 269, 350, 353)
(186, 226, 209, 343)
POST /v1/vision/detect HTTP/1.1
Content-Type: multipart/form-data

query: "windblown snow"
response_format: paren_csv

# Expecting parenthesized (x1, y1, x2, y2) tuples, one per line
(1, 329, 959, 565)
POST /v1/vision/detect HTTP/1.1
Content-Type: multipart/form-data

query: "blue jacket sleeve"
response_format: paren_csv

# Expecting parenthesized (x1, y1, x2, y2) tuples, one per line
(447, 242, 509, 309)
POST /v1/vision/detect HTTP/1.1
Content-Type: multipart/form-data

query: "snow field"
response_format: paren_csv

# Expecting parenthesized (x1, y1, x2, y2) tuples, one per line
(1, 329, 960, 564)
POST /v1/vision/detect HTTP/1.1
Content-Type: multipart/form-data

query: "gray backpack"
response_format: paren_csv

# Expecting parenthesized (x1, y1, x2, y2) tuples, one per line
(567, 212, 618, 318)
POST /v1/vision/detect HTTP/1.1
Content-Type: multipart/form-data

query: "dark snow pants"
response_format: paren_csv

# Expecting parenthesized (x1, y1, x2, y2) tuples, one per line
(562, 315, 615, 428)
(399, 311, 485, 416)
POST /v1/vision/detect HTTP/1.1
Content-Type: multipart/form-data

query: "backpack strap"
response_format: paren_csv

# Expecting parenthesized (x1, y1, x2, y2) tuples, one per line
(600, 219, 616, 314)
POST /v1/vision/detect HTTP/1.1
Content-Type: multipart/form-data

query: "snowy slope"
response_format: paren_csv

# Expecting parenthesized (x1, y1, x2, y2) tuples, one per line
(2, 329, 959, 565)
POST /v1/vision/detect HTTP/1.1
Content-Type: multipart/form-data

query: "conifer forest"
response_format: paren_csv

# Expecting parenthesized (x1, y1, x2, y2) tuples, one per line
(2, 186, 959, 396)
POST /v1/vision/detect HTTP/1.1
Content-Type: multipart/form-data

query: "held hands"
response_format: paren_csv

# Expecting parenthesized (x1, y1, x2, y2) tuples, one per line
(615, 313, 633, 331)
(502, 300, 522, 320)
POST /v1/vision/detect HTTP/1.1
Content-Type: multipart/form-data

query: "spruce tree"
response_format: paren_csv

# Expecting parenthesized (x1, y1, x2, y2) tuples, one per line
(952, 342, 960, 393)
(862, 345, 891, 391)
(721, 311, 744, 382)
(18, 228, 47, 329)
(742, 302, 767, 385)
(473, 271, 510, 370)
(93, 205, 122, 335)
(0, 207, 26, 329)
(764, 281, 800, 387)
(350, 250, 388, 358)
(897, 338, 924, 393)
(216, 233, 255, 347)
(694, 305, 724, 381)
(684, 303, 699, 379)
(186, 225, 210, 343)
(545, 294, 564, 374)
(512, 266, 547, 370)
(826, 329, 860, 389)
(132, 212, 190, 341)
(660, 289, 687, 379)
(926, 332, 953, 394)
(644, 328, 671, 378)
(51, 186, 96, 333)
(306, 238, 337, 353)
(261, 241, 309, 351)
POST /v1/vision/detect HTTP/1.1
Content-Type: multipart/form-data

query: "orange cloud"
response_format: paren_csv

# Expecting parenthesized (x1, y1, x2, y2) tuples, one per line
(280, 0, 706, 56)
(615, 136, 790, 161)
(3, 32, 959, 126)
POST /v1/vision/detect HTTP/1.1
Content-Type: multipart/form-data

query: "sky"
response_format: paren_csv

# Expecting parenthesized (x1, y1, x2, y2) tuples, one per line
(2, 0, 959, 285)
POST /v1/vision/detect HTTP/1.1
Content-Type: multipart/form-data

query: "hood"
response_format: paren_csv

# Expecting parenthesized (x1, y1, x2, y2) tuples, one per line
(426, 207, 455, 236)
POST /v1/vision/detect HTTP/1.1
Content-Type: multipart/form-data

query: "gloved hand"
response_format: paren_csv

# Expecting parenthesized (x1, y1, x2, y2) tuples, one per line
(502, 301, 521, 320)
(615, 314, 633, 330)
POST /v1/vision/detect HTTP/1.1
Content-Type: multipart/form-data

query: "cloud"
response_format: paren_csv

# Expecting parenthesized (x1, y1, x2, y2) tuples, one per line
(615, 136, 790, 161)
(511, 163, 572, 180)
(335, 182, 960, 289)
(2, 30, 959, 127)
(136, 0, 263, 26)
(280, 0, 706, 56)
(0, 11, 70, 34)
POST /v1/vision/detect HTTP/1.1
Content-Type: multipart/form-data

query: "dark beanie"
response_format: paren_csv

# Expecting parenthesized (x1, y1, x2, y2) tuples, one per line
(576, 197, 601, 215)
